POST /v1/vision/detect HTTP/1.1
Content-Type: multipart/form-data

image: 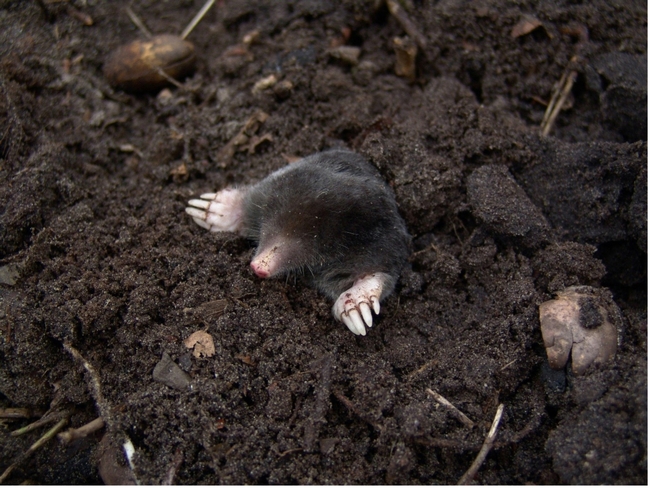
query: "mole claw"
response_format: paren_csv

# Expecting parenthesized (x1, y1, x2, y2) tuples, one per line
(200, 192, 217, 200)
(186, 207, 207, 220)
(359, 302, 373, 328)
(341, 314, 359, 335)
(188, 198, 210, 209)
(192, 217, 211, 230)
(348, 309, 366, 336)
(371, 298, 380, 315)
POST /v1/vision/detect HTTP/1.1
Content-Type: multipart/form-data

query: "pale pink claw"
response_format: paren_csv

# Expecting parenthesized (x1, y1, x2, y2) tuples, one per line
(332, 273, 388, 335)
(185, 189, 245, 233)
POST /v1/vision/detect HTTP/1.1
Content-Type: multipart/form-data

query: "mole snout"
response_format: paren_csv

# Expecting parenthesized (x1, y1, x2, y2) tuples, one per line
(250, 244, 280, 278)
(185, 149, 411, 335)
(250, 263, 269, 278)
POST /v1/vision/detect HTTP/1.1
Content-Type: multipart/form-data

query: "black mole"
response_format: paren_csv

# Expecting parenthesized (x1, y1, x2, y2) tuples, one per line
(186, 150, 411, 335)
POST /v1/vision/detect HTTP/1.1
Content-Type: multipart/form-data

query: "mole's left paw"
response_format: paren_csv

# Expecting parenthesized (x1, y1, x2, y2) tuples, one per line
(332, 273, 386, 336)
(186, 189, 244, 233)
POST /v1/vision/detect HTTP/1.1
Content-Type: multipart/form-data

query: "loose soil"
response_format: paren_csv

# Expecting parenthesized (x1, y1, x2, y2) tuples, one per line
(0, 0, 646, 484)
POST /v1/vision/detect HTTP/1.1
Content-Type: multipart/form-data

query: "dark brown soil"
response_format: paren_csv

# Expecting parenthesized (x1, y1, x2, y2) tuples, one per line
(0, 0, 646, 484)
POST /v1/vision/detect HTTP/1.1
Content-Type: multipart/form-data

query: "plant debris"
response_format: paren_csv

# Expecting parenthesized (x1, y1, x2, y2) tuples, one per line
(183, 330, 216, 358)
(393, 36, 417, 82)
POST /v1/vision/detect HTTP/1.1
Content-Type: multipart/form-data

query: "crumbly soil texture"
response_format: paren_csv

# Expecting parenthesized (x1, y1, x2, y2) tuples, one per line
(0, 0, 646, 484)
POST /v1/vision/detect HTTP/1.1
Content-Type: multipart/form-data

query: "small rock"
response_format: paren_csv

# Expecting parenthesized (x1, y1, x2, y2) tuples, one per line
(0, 263, 22, 285)
(153, 352, 191, 390)
(273, 79, 294, 100)
(156, 88, 174, 105)
(319, 438, 338, 455)
(177, 352, 193, 372)
(97, 433, 137, 485)
(242, 29, 260, 46)
(252, 74, 277, 94)
(539, 286, 619, 375)
(327, 45, 361, 66)
(510, 15, 544, 38)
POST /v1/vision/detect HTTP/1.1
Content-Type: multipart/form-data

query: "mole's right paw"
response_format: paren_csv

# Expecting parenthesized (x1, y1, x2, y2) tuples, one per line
(186, 189, 244, 233)
(332, 273, 387, 336)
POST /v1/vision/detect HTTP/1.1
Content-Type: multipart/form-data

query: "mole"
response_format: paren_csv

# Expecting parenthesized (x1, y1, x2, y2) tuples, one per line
(185, 149, 411, 336)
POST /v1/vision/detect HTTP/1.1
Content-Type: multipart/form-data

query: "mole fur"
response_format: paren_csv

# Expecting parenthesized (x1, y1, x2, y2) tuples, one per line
(241, 150, 411, 300)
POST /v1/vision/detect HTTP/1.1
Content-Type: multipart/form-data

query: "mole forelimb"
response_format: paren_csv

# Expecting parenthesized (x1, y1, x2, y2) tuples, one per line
(185, 150, 411, 336)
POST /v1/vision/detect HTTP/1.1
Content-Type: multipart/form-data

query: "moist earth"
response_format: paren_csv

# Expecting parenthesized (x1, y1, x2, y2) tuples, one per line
(0, 0, 646, 484)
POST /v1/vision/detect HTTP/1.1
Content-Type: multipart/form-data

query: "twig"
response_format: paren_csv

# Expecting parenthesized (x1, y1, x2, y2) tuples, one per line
(426, 388, 475, 428)
(63, 343, 110, 422)
(540, 25, 588, 137)
(10, 410, 68, 437)
(181, 0, 216, 40)
(153, 66, 185, 89)
(540, 58, 578, 136)
(500, 359, 517, 371)
(0, 408, 37, 419)
(458, 404, 505, 485)
(416, 406, 537, 453)
(386, 0, 427, 50)
(406, 358, 436, 379)
(0, 417, 68, 483)
(332, 389, 384, 432)
(125, 6, 152, 38)
(58, 417, 105, 444)
(279, 447, 303, 458)
(411, 242, 439, 258)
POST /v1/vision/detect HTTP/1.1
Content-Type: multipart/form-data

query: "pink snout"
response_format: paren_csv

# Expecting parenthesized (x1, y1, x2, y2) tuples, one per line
(250, 261, 270, 278)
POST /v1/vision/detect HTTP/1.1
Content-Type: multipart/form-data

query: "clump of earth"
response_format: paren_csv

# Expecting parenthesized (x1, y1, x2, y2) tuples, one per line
(0, 0, 646, 484)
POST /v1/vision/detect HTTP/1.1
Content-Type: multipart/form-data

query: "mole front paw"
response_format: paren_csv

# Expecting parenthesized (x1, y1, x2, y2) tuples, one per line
(332, 273, 386, 336)
(186, 189, 244, 233)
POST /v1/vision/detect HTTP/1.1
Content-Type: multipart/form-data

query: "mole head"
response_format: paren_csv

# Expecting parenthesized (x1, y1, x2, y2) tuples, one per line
(245, 186, 346, 279)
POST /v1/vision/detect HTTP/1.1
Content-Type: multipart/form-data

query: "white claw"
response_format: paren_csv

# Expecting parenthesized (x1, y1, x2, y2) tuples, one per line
(192, 217, 211, 230)
(359, 302, 373, 328)
(348, 309, 366, 336)
(188, 198, 211, 209)
(185, 207, 207, 220)
(371, 298, 380, 315)
(200, 192, 217, 200)
(342, 315, 360, 335)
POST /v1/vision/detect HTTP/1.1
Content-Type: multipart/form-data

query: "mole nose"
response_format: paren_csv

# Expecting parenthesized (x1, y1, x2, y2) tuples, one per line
(250, 261, 269, 278)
